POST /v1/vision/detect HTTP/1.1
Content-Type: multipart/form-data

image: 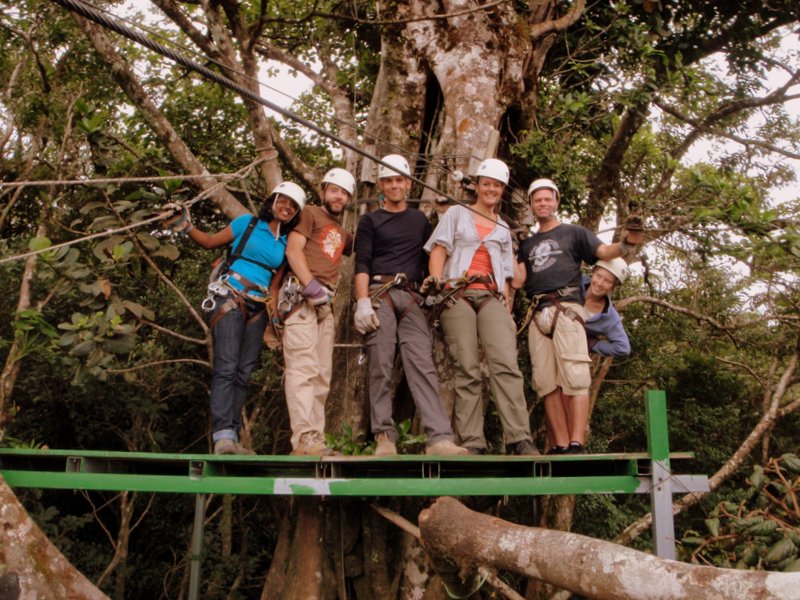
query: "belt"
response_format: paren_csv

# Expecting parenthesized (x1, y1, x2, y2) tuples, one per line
(370, 273, 420, 291)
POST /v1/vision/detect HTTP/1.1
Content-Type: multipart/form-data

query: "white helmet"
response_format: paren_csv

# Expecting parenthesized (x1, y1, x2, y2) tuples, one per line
(528, 178, 560, 202)
(594, 258, 629, 284)
(321, 168, 355, 196)
(475, 158, 509, 185)
(377, 154, 411, 179)
(271, 181, 306, 210)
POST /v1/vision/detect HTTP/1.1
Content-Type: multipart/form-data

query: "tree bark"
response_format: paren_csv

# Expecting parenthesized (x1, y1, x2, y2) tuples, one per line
(261, 499, 336, 600)
(419, 496, 800, 600)
(0, 475, 110, 599)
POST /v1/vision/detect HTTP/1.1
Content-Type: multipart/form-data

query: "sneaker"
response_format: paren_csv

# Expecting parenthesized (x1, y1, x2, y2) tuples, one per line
(506, 439, 541, 456)
(566, 441, 585, 455)
(214, 439, 237, 455)
(213, 439, 255, 455)
(374, 432, 397, 457)
(425, 440, 469, 456)
(546, 445, 568, 455)
(292, 431, 339, 456)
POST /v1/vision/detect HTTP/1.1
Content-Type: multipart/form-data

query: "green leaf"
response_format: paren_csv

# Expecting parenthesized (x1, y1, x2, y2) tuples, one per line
(28, 236, 52, 251)
(765, 537, 797, 565)
(153, 244, 180, 261)
(783, 558, 800, 572)
(705, 518, 720, 537)
(780, 453, 800, 475)
(749, 465, 765, 490)
(103, 334, 137, 355)
(70, 340, 97, 357)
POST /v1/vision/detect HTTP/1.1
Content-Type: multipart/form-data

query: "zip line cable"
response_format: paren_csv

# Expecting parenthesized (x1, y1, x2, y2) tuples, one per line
(48, 0, 512, 230)
(82, 1, 481, 177)
(49, 0, 459, 181)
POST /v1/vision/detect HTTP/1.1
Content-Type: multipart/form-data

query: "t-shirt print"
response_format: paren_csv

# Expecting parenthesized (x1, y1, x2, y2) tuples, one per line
(527, 238, 564, 272)
(320, 224, 345, 262)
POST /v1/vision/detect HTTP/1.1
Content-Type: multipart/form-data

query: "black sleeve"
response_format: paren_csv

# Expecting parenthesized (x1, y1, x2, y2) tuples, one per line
(354, 214, 374, 275)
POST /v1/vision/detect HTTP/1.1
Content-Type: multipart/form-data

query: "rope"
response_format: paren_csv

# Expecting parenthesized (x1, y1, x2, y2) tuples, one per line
(0, 158, 262, 267)
(0, 171, 262, 189)
(48, 0, 513, 231)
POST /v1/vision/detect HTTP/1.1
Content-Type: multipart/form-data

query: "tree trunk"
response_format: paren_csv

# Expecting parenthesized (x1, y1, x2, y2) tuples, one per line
(0, 475, 110, 599)
(261, 499, 336, 600)
(419, 496, 800, 600)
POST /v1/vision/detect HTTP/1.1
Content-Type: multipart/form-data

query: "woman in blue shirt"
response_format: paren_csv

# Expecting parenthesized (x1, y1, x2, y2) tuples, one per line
(165, 182, 305, 454)
(582, 257, 631, 358)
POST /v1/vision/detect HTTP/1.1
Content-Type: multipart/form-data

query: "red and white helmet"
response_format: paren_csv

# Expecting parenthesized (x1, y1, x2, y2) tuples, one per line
(475, 158, 509, 185)
(271, 181, 306, 210)
(377, 154, 411, 179)
(322, 168, 356, 195)
(527, 178, 560, 202)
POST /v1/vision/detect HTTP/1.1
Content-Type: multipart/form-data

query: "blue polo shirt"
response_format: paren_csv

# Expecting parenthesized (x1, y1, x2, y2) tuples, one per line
(227, 215, 287, 295)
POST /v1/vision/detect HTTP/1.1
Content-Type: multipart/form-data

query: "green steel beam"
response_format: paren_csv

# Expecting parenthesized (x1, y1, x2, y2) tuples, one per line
(0, 471, 642, 496)
(0, 447, 700, 497)
(646, 389, 670, 462)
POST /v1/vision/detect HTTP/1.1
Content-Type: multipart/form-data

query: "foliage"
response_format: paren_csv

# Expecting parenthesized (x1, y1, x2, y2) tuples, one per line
(326, 419, 427, 455)
(0, 0, 799, 598)
(680, 455, 800, 571)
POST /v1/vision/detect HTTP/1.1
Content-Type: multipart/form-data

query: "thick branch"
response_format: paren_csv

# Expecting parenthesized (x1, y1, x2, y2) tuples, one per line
(419, 497, 800, 600)
(528, 0, 586, 41)
(0, 475, 110, 599)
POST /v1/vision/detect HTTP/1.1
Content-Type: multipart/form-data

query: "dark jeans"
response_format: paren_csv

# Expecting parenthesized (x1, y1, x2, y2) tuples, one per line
(209, 299, 267, 442)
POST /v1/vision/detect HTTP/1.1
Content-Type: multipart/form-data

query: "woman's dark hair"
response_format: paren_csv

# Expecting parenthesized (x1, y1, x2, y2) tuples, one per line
(258, 195, 301, 234)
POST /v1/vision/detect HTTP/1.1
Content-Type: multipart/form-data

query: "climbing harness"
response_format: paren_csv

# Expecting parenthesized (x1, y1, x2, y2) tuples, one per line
(424, 273, 503, 328)
(517, 286, 583, 337)
(367, 273, 424, 324)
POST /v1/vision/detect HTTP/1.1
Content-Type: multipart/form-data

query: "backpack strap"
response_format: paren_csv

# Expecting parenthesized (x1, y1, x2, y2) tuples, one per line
(224, 216, 278, 278)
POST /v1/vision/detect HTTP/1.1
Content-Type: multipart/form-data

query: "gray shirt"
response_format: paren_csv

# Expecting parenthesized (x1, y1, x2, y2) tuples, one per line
(517, 222, 601, 304)
(424, 205, 516, 283)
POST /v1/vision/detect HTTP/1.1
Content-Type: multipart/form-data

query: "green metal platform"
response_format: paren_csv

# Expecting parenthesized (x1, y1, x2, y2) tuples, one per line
(0, 448, 701, 497)
(0, 391, 709, 598)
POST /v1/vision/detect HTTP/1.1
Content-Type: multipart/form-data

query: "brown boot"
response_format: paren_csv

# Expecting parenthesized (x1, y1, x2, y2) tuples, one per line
(425, 439, 469, 456)
(292, 431, 339, 456)
(374, 432, 397, 457)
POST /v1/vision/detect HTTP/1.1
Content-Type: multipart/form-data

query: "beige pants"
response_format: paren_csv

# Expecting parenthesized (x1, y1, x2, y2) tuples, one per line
(282, 303, 334, 449)
(528, 302, 592, 397)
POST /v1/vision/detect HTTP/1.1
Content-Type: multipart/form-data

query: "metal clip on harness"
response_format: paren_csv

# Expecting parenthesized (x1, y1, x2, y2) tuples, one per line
(201, 276, 231, 312)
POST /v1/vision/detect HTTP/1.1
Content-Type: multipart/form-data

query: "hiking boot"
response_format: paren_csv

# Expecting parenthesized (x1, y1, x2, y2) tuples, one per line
(566, 441, 585, 455)
(292, 431, 339, 456)
(425, 439, 469, 456)
(506, 439, 541, 456)
(374, 432, 397, 457)
(214, 439, 255, 455)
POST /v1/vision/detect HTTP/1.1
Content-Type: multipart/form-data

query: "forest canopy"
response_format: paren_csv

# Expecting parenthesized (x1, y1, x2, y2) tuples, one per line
(1, 0, 799, 598)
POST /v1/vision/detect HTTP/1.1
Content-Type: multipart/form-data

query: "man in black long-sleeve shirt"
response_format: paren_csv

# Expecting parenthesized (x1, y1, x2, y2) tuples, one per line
(354, 154, 466, 457)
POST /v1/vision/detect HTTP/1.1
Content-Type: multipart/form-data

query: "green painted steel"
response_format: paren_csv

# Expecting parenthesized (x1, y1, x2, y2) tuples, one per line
(646, 390, 670, 462)
(0, 470, 642, 497)
(0, 447, 694, 497)
(0, 390, 702, 499)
